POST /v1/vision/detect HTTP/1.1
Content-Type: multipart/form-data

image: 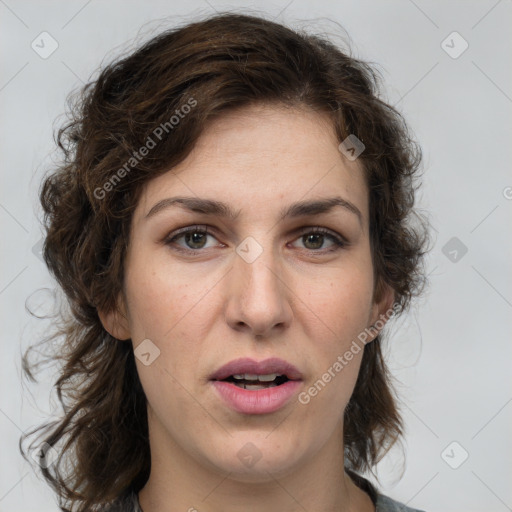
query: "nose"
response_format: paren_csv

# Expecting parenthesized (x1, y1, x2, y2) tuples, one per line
(224, 242, 293, 337)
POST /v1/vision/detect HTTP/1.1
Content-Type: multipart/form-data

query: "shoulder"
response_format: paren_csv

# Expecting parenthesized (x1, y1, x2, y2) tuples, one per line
(375, 493, 427, 512)
(347, 469, 427, 512)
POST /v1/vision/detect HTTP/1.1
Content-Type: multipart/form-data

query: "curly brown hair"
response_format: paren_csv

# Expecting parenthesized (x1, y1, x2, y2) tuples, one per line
(21, 11, 430, 512)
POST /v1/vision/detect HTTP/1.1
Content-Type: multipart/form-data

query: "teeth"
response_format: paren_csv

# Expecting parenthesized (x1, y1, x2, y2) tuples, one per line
(257, 373, 280, 382)
(232, 373, 282, 382)
(233, 382, 278, 390)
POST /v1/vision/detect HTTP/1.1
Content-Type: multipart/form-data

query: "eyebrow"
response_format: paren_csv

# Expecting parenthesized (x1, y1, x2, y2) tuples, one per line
(145, 195, 363, 226)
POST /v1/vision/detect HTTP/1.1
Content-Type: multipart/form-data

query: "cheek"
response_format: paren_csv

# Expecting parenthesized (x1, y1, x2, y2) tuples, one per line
(123, 250, 220, 388)
(305, 265, 374, 342)
(124, 252, 201, 340)
(124, 263, 206, 419)
(298, 265, 373, 407)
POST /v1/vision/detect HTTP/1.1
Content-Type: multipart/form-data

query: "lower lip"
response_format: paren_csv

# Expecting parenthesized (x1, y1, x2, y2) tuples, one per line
(211, 380, 302, 414)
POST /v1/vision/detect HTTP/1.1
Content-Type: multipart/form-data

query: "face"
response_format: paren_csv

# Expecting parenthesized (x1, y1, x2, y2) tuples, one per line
(101, 104, 393, 482)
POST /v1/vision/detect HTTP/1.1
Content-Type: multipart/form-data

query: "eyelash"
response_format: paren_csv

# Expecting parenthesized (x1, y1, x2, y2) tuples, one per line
(163, 225, 348, 255)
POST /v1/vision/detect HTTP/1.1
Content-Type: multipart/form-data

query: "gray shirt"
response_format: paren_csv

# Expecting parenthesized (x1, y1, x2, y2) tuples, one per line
(106, 473, 426, 512)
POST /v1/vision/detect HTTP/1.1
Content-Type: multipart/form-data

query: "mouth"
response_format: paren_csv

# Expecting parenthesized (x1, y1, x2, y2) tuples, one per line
(220, 373, 291, 390)
(209, 356, 303, 387)
(209, 358, 303, 414)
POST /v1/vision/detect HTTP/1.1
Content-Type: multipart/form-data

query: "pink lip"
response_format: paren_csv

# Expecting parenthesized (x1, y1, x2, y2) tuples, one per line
(209, 357, 303, 415)
(211, 380, 302, 414)
(209, 357, 303, 381)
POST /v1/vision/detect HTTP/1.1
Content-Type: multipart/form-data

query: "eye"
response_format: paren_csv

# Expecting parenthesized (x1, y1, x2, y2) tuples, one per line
(163, 225, 347, 255)
(291, 227, 347, 253)
(164, 225, 220, 253)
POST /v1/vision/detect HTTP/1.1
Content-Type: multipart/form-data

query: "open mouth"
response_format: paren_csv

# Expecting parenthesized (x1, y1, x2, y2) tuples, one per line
(210, 361, 302, 413)
(220, 374, 290, 390)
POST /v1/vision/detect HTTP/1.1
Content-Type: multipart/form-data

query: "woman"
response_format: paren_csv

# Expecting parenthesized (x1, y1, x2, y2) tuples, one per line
(21, 12, 430, 512)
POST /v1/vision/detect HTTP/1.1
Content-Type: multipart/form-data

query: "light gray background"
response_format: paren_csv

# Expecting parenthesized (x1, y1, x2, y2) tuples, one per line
(1, 1, 511, 511)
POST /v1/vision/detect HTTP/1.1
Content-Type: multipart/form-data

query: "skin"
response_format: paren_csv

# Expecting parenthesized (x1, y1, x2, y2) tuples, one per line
(99, 103, 394, 512)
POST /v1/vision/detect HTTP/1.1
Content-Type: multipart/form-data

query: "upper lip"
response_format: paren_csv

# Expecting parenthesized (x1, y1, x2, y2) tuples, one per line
(210, 357, 303, 381)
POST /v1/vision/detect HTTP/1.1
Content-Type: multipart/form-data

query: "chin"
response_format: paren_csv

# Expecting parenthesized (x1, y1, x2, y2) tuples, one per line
(204, 435, 304, 482)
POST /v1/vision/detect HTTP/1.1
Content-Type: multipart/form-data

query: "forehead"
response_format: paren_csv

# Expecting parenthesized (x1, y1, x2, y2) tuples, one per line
(134, 104, 369, 224)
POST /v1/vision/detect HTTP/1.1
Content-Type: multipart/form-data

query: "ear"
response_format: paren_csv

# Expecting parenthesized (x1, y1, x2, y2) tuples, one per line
(367, 280, 396, 343)
(97, 293, 131, 341)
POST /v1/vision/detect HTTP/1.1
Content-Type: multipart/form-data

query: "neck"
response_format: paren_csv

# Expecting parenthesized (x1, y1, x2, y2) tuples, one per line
(137, 414, 374, 512)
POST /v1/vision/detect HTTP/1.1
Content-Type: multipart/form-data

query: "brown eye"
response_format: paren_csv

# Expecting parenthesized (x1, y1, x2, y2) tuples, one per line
(292, 227, 346, 252)
(165, 226, 219, 252)
(302, 233, 325, 250)
(182, 230, 209, 249)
